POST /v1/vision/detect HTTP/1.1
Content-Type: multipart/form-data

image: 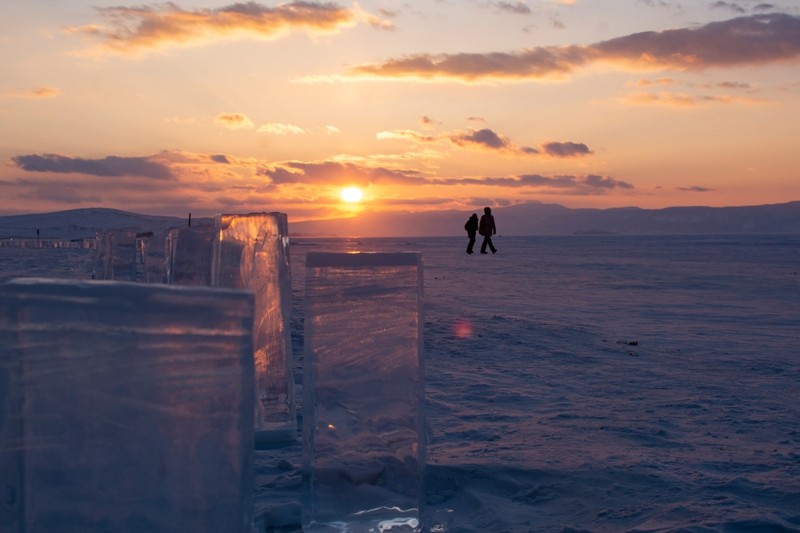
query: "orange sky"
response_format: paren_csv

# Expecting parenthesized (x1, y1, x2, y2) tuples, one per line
(1, 1, 799, 224)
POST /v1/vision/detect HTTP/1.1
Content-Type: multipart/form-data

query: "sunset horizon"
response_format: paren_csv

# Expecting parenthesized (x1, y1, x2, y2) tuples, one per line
(2, 1, 799, 231)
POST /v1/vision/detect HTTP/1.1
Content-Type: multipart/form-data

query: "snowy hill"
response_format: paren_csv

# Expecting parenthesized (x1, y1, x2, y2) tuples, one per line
(0, 208, 210, 241)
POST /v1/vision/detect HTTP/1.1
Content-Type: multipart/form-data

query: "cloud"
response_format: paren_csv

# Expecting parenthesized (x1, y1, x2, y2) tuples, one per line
(259, 159, 631, 196)
(3, 148, 638, 216)
(348, 46, 590, 82)
(637, 0, 677, 7)
(541, 141, 592, 157)
(378, 127, 591, 158)
(165, 115, 199, 124)
(11, 153, 175, 179)
(620, 90, 768, 107)
(592, 13, 800, 70)
(753, 4, 778, 12)
(630, 77, 675, 86)
(712, 81, 752, 89)
(2, 86, 61, 99)
(450, 128, 539, 154)
(678, 185, 714, 192)
(215, 112, 255, 129)
(420, 115, 437, 128)
(494, 2, 532, 15)
(19, 184, 102, 204)
(376, 129, 438, 143)
(710, 1, 747, 14)
(257, 122, 305, 135)
(67, 1, 393, 55)
(439, 173, 634, 193)
(260, 161, 427, 186)
(345, 14, 800, 82)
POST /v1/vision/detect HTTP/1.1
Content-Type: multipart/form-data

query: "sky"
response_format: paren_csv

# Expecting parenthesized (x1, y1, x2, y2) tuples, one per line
(1, 0, 799, 223)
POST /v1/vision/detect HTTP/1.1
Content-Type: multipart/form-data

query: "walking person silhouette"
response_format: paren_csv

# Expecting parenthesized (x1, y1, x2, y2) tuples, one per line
(464, 213, 479, 254)
(478, 207, 497, 254)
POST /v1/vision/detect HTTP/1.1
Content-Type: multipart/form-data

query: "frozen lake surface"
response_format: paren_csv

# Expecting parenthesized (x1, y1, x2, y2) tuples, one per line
(2, 234, 799, 532)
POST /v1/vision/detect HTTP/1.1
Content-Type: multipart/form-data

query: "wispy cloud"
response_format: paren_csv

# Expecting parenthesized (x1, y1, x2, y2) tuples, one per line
(629, 77, 675, 87)
(343, 14, 800, 82)
(19, 184, 102, 204)
(494, 2, 532, 15)
(620, 90, 769, 107)
(67, 1, 393, 55)
(260, 160, 630, 195)
(257, 122, 305, 135)
(438, 174, 634, 194)
(678, 185, 714, 192)
(260, 161, 427, 186)
(2, 86, 61, 99)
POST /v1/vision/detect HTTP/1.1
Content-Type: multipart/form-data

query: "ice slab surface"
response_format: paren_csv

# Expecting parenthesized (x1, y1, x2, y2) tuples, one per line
(302, 252, 425, 532)
(0, 278, 255, 533)
(213, 212, 296, 443)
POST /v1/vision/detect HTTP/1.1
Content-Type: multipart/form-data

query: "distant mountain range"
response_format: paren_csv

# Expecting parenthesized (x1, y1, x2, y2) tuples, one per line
(290, 201, 800, 237)
(1, 202, 799, 240)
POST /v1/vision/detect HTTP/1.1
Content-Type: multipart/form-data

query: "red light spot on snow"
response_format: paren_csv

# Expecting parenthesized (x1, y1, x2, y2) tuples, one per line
(453, 319, 473, 339)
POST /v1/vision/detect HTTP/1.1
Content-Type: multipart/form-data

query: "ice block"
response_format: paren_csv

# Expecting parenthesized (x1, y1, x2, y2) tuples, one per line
(165, 224, 215, 286)
(0, 279, 255, 533)
(93, 229, 137, 280)
(302, 252, 425, 533)
(211, 212, 295, 446)
(94, 229, 162, 282)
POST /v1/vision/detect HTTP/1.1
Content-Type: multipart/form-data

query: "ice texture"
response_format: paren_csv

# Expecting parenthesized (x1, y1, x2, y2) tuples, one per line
(0, 278, 255, 533)
(302, 252, 425, 533)
(211, 213, 295, 445)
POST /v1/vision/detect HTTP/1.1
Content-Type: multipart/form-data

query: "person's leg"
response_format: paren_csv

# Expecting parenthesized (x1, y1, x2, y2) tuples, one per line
(480, 236, 488, 253)
(467, 235, 475, 253)
(489, 237, 497, 253)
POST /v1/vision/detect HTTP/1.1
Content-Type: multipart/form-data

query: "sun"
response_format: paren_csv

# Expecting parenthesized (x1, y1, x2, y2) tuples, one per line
(340, 186, 364, 203)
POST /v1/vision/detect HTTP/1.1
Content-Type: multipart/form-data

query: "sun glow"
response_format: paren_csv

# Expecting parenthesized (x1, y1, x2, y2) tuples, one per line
(340, 186, 364, 203)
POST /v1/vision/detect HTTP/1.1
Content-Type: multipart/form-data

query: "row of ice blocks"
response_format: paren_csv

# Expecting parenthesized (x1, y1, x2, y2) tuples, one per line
(96, 213, 296, 445)
(302, 252, 425, 532)
(0, 248, 425, 532)
(0, 279, 255, 533)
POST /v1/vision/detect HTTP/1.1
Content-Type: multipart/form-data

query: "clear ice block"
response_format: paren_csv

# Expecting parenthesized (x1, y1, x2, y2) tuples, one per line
(165, 224, 215, 286)
(94, 229, 163, 282)
(0, 278, 255, 533)
(212, 212, 295, 445)
(94, 229, 138, 280)
(302, 252, 425, 533)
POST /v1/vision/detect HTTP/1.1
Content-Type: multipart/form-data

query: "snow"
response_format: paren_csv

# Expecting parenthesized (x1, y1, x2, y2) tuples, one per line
(2, 232, 800, 532)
